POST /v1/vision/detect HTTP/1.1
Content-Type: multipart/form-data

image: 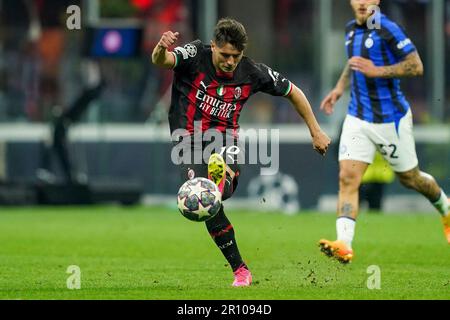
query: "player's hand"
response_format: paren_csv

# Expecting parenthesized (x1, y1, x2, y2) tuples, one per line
(349, 57, 380, 78)
(320, 88, 343, 115)
(157, 31, 179, 49)
(312, 130, 331, 156)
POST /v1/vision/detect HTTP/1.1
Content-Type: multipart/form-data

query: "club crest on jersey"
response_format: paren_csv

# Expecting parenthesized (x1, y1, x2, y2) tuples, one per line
(217, 85, 226, 96)
(365, 38, 374, 49)
(234, 87, 242, 99)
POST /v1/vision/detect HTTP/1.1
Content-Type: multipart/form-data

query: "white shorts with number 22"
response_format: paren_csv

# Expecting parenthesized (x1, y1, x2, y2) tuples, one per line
(339, 109, 418, 173)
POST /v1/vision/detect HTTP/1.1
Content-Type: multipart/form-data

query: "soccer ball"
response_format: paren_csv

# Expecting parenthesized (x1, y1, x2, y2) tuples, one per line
(177, 177, 222, 222)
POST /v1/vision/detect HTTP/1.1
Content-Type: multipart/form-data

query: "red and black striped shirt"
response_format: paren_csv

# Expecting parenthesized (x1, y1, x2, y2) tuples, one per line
(168, 40, 293, 138)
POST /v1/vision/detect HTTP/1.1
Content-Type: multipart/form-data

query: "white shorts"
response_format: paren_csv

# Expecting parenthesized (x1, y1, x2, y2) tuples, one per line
(339, 109, 419, 173)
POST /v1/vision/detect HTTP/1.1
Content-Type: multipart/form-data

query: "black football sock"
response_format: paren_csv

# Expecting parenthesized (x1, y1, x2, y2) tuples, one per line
(222, 173, 234, 201)
(205, 205, 245, 272)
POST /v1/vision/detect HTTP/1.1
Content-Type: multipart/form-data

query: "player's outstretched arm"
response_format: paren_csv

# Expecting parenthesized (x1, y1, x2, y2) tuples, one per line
(349, 51, 423, 79)
(151, 31, 179, 68)
(320, 63, 350, 115)
(287, 85, 331, 156)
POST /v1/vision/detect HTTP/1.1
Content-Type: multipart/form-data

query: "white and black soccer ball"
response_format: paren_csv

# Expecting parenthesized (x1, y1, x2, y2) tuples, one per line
(177, 177, 222, 222)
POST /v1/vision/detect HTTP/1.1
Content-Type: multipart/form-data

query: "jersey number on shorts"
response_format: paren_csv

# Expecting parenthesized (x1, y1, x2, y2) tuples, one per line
(378, 144, 399, 159)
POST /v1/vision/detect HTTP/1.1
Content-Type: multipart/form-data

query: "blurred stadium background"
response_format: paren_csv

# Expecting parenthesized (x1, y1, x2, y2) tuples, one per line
(0, 0, 449, 213)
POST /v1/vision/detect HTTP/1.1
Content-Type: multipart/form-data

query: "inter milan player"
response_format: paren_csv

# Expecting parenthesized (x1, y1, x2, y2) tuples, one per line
(152, 18, 331, 286)
(319, 0, 449, 263)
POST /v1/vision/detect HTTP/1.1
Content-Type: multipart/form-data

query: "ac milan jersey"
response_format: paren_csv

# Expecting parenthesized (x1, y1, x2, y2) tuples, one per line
(168, 40, 293, 138)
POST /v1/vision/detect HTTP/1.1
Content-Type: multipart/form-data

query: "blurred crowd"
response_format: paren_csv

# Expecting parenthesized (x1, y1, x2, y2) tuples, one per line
(0, 0, 448, 125)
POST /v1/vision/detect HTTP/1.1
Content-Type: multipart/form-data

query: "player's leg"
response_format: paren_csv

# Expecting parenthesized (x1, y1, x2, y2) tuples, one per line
(397, 168, 449, 243)
(379, 109, 449, 243)
(205, 204, 251, 286)
(179, 160, 249, 285)
(319, 115, 374, 263)
(206, 148, 251, 286)
(397, 168, 443, 206)
(319, 160, 368, 263)
(338, 160, 369, 221)
(337, 159, 369, 239)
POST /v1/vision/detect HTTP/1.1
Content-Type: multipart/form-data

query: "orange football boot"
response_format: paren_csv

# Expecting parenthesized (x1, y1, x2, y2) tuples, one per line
(319, 239, 354, 264)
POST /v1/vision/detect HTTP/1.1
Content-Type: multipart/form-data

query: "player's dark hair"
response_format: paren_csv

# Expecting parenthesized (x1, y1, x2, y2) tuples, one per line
(213, 18, 248, 51)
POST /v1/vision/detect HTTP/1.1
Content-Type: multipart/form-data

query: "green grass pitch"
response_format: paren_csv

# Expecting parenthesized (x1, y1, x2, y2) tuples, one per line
(0, 206, 448, 300)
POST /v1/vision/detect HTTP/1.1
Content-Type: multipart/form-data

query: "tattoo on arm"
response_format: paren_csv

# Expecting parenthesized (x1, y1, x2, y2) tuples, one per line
(379, 52, 423, 78)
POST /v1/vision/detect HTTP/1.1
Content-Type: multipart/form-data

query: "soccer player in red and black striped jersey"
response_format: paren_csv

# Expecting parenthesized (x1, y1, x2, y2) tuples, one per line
(152, 18, 330, 286)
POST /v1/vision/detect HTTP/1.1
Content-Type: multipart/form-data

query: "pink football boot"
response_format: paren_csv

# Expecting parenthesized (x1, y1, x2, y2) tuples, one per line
(232, 265, 252, 287)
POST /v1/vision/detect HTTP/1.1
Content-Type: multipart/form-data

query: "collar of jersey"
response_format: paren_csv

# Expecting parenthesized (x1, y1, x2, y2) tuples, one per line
(215, 70, 234, 79)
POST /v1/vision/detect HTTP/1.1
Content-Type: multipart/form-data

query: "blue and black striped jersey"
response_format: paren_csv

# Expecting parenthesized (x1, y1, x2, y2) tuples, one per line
(346, 14, 417, 124)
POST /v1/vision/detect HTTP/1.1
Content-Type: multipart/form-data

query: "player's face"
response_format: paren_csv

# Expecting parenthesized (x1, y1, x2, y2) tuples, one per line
(211, 41, 243, 73)
(350, 0, 380, 24)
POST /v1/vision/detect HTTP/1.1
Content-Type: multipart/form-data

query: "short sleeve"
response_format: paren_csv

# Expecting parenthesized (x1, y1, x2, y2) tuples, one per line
(254, 63, 293, 97)
(172, 40, 203, 72)
(380, 20, 416, 60)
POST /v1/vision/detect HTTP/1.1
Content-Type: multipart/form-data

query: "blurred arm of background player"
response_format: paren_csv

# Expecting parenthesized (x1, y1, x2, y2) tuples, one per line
(320, 62, 351, 115)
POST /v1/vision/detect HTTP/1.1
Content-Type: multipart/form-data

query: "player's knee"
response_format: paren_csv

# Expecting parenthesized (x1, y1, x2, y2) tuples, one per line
(339, 169, 361, 190)
(399, 170, 435, 190)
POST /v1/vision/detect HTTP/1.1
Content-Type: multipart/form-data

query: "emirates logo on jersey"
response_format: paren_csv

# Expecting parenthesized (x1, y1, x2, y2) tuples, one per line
(195, 89, 237, 120)
(234, 87, 242, 99)
(217, 85, 226, 96)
